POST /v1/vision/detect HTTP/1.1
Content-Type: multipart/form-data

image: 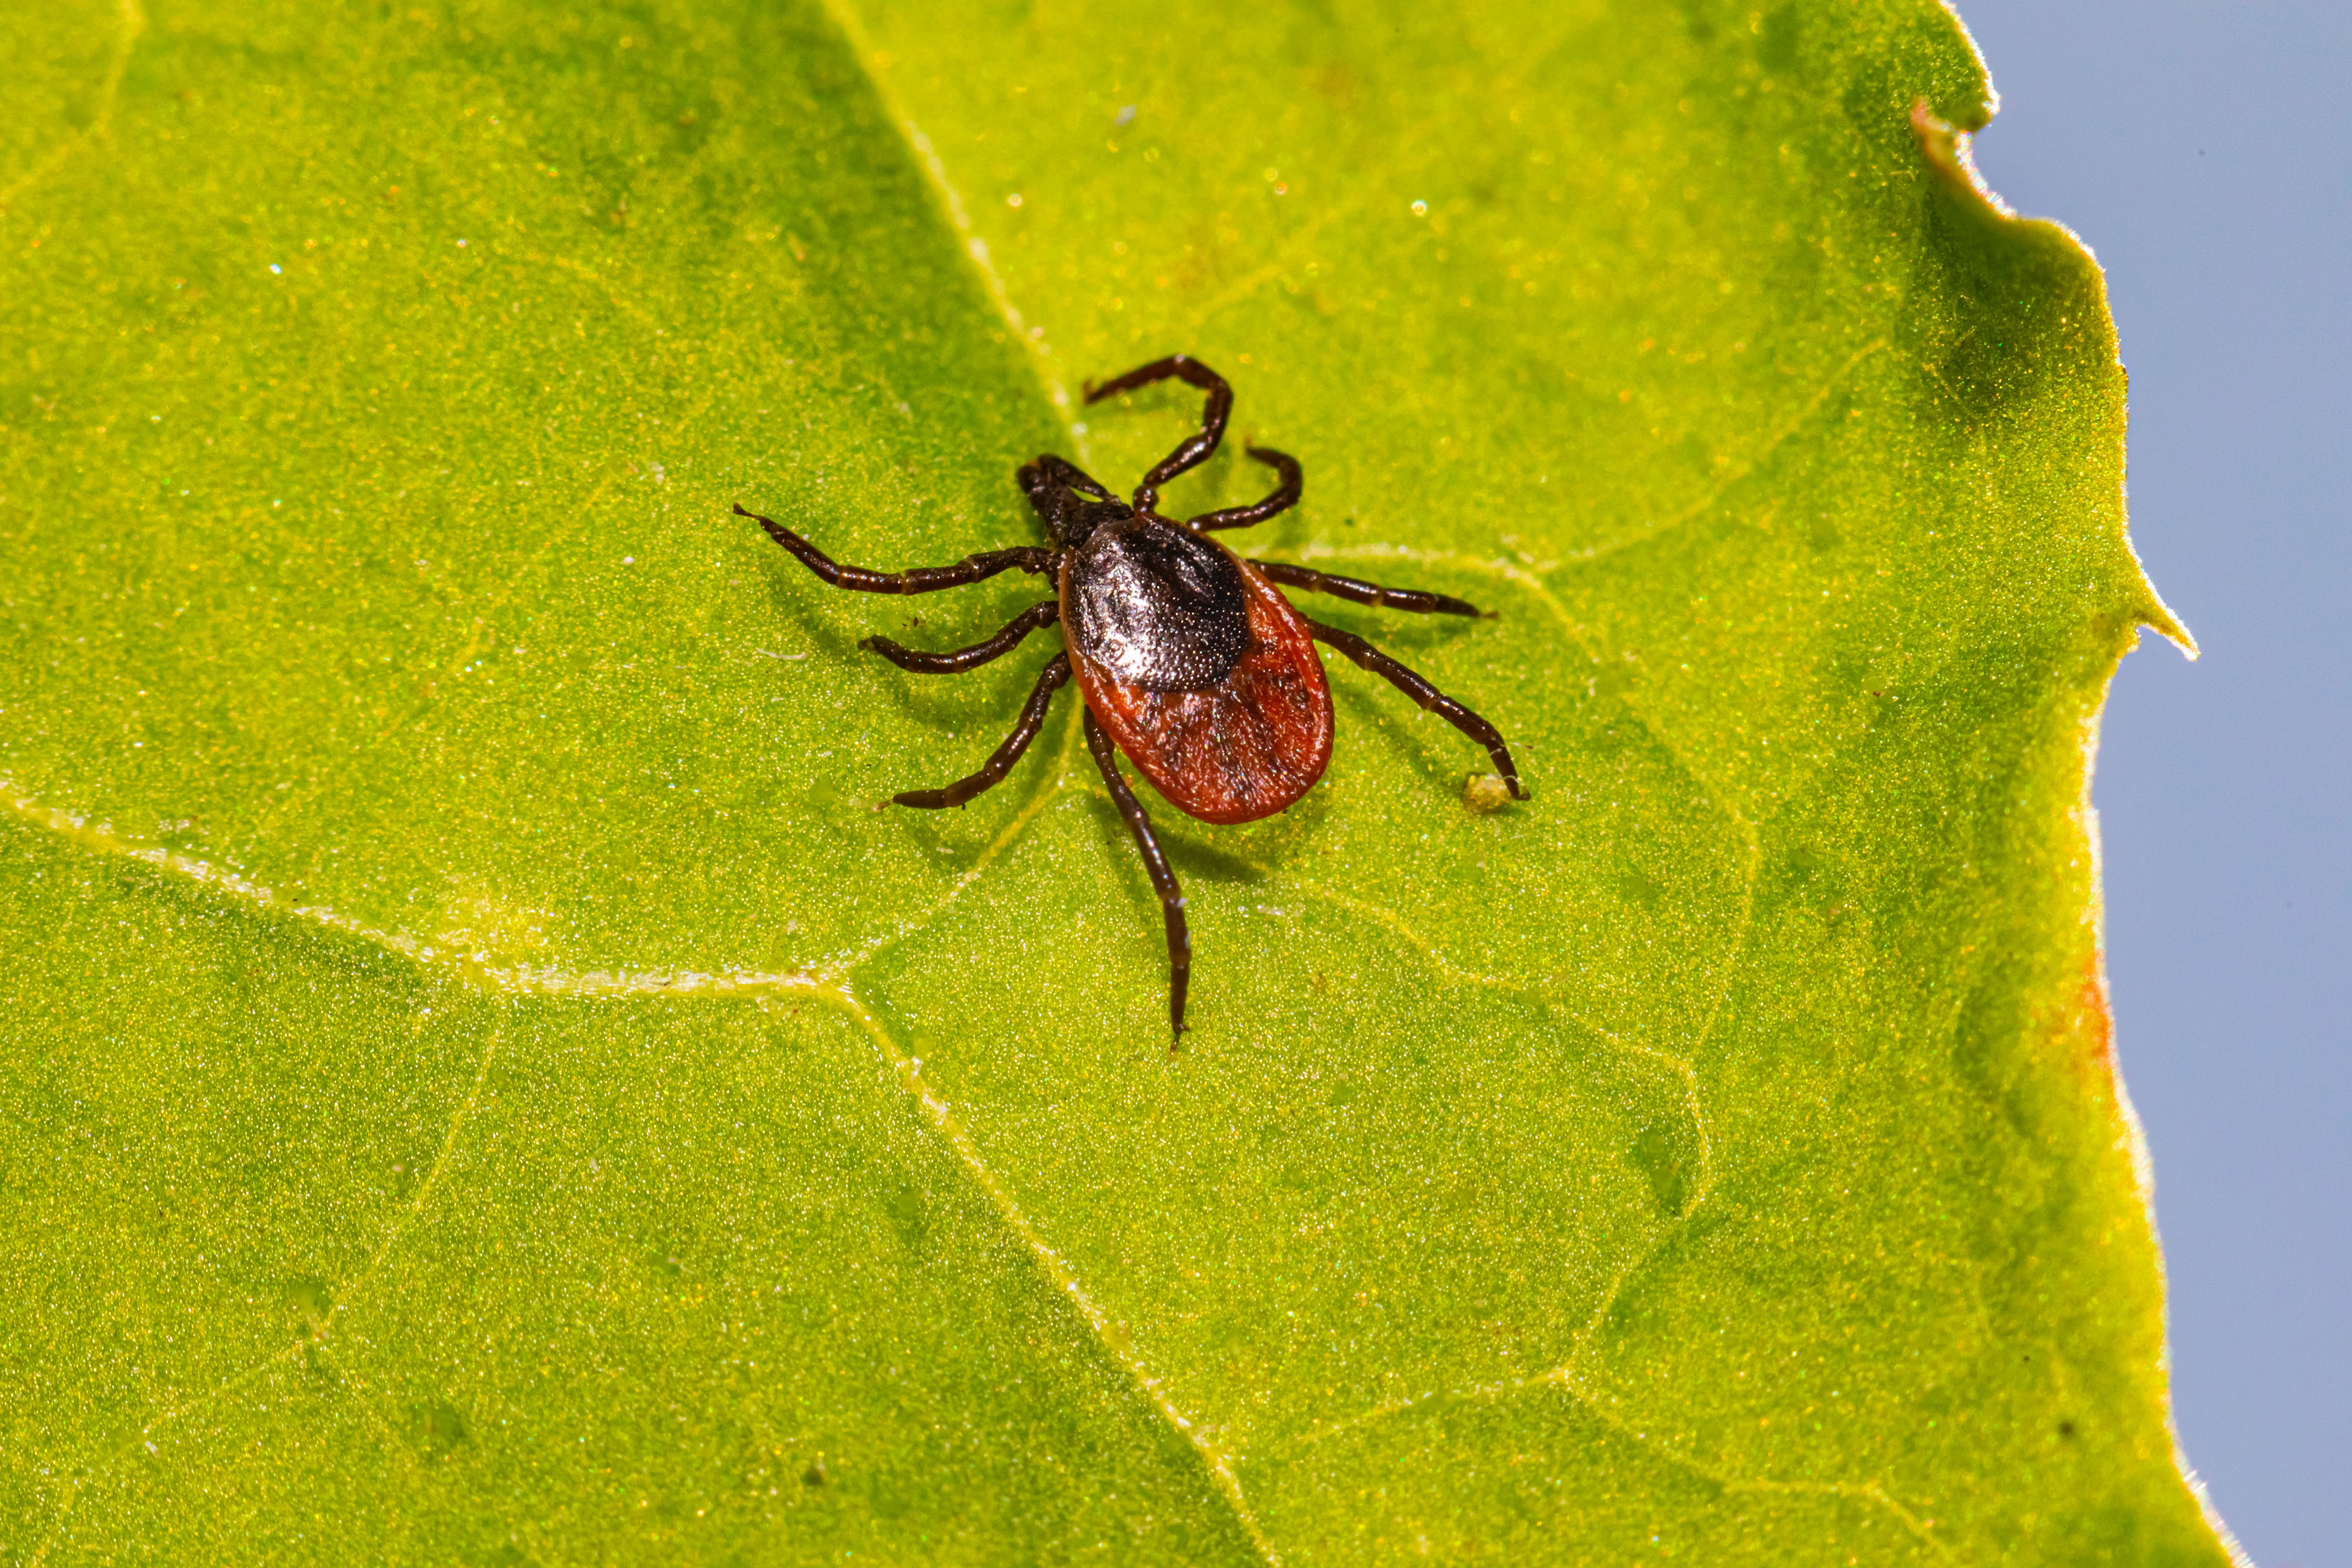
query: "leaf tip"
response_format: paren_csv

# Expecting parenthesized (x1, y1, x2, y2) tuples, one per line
(1909, 99, 2014, 222)
(2141, 595, 2199, 661)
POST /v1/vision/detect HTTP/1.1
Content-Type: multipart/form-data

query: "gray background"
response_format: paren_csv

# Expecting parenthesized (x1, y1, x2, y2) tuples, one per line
(1952, 2, 2350, 1564)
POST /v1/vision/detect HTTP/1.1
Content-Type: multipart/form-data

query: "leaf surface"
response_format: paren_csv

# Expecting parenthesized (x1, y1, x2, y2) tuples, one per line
(0, 0, 2230, 1560)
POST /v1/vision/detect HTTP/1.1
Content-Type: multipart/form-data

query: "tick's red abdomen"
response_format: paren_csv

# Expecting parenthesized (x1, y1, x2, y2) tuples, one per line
(1066, 554, 1333, 825)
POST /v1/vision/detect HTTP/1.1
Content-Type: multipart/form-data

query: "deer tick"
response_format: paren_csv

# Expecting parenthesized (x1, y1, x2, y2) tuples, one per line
(735, 355, 1525, 1042)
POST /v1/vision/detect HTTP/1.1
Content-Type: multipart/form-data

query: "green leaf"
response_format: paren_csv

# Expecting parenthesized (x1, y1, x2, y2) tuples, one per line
(0, 0, 2230, 1561)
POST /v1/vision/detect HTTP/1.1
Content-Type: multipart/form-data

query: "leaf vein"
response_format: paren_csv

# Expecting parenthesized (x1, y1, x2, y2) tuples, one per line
(1556, 336, 1892, 567)
(827, 693, 1080, 983)
(0, 0, 143, 215)
(830, 989, 1287, 1566)
(1, 780, 840, 997)
(1287, 1362, 1953, 1559)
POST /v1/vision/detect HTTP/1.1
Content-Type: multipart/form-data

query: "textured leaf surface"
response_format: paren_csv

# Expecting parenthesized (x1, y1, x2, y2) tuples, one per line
(1, 0, 2229, 1562)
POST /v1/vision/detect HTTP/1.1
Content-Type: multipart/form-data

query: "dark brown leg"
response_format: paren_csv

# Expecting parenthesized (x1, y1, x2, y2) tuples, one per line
(1190, 447, 1302, 532)
(893, 655, 1071, 809)
(736, 503, 1056, 592)
(863, 601, 1060, 673)
(1253, 561, 1484, 617)
(1082, 708, 1192, 1044)
(1305, 619, 1528, 799)
(1081, 355, 1233, 514)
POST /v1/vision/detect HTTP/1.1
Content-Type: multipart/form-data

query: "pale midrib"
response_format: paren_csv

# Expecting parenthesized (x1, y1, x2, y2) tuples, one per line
(1, 786, 828, 998)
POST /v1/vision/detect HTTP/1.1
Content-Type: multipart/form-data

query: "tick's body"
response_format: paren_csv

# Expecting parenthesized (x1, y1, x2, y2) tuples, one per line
(1063, 518, 1332, 824)
(736, 355, 1524, 1041)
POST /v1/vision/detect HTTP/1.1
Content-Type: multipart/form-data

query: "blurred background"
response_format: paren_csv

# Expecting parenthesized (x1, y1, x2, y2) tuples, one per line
(1952, 3, 2350, 1564)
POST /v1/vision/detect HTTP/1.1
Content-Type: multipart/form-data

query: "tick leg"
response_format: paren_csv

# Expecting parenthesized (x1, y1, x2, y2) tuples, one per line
(1252, 561, 1484, 617)
(736, 503, 1057, 592)
(1081, 355, 1233, 515)
(1305, 618, 1529, 799)
(863, 600, 1060, 673)
(1191, 447, 1302, 532)
(893, 654, 1071, 810)
(1083, 708, 1192, 1044)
